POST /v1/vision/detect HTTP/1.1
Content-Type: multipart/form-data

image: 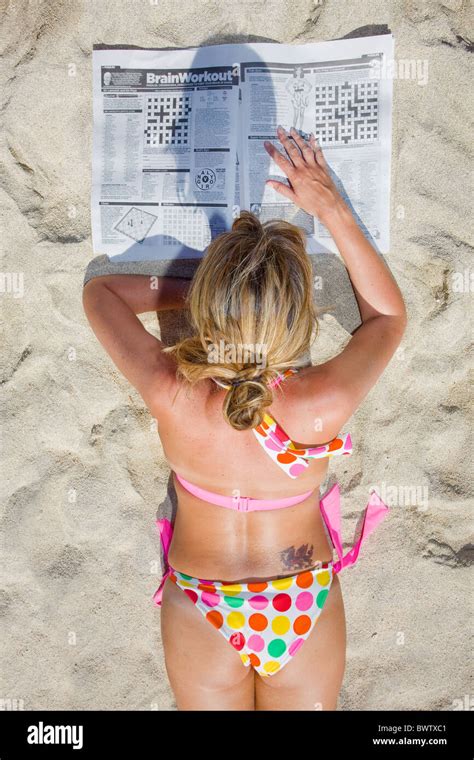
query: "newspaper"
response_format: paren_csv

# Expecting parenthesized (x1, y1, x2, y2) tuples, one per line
(92, 35, 394, 261)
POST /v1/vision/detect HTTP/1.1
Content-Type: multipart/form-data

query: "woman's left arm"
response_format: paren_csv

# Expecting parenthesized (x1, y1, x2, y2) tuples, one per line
(82, 274, 190, 406)
(84, 274, 191, 314)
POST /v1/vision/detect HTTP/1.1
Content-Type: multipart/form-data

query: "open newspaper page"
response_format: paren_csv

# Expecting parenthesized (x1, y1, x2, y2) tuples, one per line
(238, 35, 394, 254)
(91, 46, 239, 260)
(91, 37, 393, 261)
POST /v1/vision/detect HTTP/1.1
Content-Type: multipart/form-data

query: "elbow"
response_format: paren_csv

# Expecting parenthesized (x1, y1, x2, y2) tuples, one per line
(398, 302, 408, 333)
(391, 309, 408, 340)
(82, 279, 95, 309)
(82, 278, 105, 319)
(377, 309, 408, 344)
(390, 293, 408, 333)
(390, 310, 408, 352)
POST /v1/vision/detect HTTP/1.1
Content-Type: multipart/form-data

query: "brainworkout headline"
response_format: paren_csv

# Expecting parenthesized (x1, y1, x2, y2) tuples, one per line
(146, 69, 235, 84)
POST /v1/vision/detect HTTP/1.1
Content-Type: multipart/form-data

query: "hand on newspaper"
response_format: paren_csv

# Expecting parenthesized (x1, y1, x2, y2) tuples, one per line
(263, 126, 349, 226)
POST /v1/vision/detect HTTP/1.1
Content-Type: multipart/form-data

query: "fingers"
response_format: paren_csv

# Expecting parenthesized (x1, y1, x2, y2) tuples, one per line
(275, 125, 305, 167)
(288, 127, 317, 164)
(265, 179, 297, 202)
(264, 127, 330, 204)
(309, 133, 329, 171)
(263, 139, 296, 180)
(265, 127, 329, 176)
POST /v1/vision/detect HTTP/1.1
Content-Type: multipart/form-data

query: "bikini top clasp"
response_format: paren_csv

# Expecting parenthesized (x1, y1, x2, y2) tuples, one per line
(236, 495, 249, 512)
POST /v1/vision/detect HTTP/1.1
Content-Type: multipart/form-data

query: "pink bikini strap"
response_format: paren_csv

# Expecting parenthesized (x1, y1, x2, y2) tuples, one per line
(175, 471, 314, 511)
(152, 518, 174, 607)
(267, 368, 298, 388)
(319, 482, 389, 574)
(152, 482, 390, 605)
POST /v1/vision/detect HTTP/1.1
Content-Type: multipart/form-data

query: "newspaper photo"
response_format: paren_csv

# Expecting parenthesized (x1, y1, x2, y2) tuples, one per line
(91, 35, 394, 261)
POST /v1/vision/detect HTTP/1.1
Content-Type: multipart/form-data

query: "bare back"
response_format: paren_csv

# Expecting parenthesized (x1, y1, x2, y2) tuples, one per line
(151, 362, 347, 583)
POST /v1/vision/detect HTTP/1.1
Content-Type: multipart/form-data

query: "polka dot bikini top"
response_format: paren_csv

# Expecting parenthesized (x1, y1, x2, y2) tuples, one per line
(213, 367, 353, 479)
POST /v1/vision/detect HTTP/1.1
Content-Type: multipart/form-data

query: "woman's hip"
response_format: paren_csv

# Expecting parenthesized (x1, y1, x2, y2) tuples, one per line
(160, 561, 344, 683)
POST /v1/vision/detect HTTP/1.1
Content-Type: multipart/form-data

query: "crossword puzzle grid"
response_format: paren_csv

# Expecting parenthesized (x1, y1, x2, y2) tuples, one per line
(144, 95, 192, 146)
(315, 81, 379, 146)
(163, 207, 211, 248)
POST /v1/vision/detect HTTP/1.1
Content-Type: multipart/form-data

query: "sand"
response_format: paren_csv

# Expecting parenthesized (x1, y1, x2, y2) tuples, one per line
(1, 0, 472, 710)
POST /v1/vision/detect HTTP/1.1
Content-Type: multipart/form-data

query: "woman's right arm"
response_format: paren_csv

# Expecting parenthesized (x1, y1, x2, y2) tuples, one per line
(264, 127, 407, 423)
(312, 192, 407, 423)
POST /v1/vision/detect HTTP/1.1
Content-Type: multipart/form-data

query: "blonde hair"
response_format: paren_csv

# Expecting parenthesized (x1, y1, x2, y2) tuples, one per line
(162, 211, 321, 431)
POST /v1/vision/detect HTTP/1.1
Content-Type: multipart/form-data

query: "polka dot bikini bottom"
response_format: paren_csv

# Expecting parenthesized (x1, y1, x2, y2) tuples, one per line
(167, 560, 335, 678)
(155, 482, 390, 677)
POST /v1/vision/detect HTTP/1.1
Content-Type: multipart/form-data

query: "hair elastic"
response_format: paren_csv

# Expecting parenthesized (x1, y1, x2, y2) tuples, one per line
(211, 371, 287, 391)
